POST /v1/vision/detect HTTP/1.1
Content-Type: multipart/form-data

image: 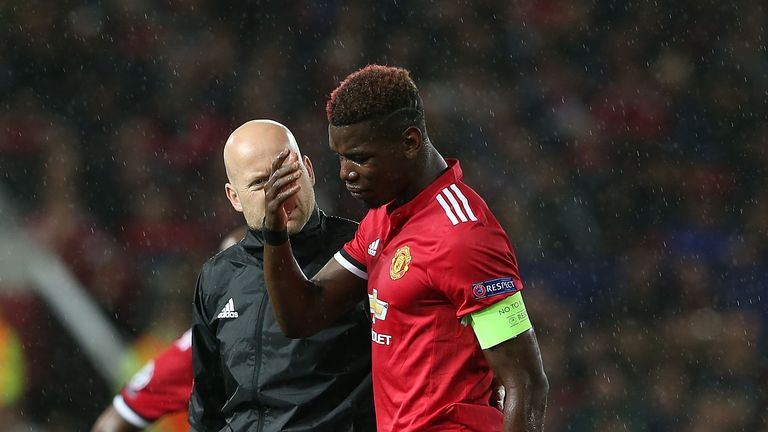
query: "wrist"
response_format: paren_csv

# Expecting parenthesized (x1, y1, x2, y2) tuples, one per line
(262, 226, 289, 245)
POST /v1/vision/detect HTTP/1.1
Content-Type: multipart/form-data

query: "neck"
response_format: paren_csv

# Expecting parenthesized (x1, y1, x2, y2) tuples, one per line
(394, 145, 447, 207)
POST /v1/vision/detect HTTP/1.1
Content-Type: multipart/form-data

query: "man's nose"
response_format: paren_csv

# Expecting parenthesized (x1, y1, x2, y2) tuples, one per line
(340, 160, 358, 182)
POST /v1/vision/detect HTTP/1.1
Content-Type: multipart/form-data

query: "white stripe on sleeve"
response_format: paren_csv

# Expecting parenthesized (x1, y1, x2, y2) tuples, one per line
(333, 252, 368, 280)
(113, 395, 151, 428)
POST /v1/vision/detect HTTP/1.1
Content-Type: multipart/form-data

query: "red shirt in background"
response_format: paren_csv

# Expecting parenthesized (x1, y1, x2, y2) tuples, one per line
(114, 329, 192, 429)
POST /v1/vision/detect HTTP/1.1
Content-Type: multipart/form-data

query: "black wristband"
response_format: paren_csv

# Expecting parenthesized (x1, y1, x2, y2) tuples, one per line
(262, 227, 289, 246)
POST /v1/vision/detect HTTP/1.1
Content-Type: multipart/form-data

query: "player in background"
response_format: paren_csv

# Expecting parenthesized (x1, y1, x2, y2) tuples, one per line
(91, 227, 247, 432)
(261, 65, 548, 431)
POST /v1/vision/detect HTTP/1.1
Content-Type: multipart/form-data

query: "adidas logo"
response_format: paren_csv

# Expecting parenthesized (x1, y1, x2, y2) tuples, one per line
(217, 298, 239, 319)
(367, 239, 380, 256)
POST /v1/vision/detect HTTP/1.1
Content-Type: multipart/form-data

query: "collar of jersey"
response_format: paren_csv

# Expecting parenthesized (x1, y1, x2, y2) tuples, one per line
(384, 158, 462, 225)
(242, 206, 324, 256)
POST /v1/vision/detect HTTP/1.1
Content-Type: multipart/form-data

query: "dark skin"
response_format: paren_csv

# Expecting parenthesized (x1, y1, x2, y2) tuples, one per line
(263, 121, 548, 432)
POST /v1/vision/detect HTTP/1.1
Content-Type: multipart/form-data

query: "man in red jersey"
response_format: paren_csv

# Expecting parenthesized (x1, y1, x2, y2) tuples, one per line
(91, 228, 246, 432)
(261, 65, 548, 431)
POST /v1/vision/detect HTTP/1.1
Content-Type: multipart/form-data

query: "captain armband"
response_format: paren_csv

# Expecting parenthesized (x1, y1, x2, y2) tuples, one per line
(464, 292, 532, 349)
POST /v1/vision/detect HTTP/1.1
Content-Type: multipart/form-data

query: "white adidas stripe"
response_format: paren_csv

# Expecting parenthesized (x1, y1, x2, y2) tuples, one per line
(450, 184, 477, 221)
(436, 183, 477, 225)
(436, 194, 459, 225)
(442, 187, 468, 222)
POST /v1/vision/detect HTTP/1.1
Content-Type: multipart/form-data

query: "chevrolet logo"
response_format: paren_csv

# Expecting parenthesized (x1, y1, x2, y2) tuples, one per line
(368, 289, 389, 323)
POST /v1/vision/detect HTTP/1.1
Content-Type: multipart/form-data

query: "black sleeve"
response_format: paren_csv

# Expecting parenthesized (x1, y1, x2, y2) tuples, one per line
(189, 268, 226, 431)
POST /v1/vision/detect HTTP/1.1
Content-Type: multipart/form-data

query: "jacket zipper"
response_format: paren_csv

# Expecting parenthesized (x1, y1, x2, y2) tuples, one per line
(252, 293, 269, 432)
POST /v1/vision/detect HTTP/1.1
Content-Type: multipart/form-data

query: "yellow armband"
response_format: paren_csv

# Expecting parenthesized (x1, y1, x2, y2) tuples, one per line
(466, 292, 532, 349)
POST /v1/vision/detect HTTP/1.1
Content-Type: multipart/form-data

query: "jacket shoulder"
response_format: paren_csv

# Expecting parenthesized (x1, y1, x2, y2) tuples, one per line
(324, 215, 358, 239)
(198, 243, 248, 288)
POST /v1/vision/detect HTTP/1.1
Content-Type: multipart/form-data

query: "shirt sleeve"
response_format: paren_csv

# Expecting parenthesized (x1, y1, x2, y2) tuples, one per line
(428, 222, 524, 319)
(334, 212, 372, 280)
(115, 330, 193, 426)
(188, 269, 227, 431)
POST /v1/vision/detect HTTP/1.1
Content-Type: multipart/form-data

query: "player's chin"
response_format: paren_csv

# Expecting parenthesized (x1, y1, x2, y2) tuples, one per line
(361, 195, 389, 209)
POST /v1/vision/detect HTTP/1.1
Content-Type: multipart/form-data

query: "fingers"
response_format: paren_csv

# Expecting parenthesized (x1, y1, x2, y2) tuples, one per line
(269, 150, 301, 184)
(270, 149, 292, 173)
(268, 184, 301, 211)
(264, 182, 301, 230)
(263, 150, 302, 230)
(267, 150, 302, 193)
(271, 169, 302, 192)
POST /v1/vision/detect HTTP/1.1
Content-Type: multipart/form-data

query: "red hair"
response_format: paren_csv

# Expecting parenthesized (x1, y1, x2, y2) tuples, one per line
(326, 65, 421, 126)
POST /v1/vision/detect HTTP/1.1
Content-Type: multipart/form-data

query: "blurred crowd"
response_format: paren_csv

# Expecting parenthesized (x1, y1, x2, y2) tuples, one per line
(1, 0, 765, 430)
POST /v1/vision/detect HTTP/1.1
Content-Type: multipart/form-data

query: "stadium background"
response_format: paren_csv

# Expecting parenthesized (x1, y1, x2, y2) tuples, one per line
(1, 1, 765, 430)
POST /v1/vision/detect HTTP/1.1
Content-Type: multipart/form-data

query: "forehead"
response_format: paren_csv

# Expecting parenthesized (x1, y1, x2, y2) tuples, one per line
(328, 122, 378, 153)
(231, 137, 292, 176)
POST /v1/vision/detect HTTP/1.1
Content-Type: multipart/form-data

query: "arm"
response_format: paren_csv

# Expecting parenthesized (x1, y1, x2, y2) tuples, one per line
(92, 330, 193, 432)
(483, 329, 548, 432)
(263, 150, 366, 337)
(91, 406, 140, 432)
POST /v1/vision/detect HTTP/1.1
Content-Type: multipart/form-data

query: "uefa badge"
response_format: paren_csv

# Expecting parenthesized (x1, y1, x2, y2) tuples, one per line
(472, 283, 486, 298)
(389, 245, 412, 280)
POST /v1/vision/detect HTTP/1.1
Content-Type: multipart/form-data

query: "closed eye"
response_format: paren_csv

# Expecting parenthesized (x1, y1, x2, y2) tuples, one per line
(338, 153, 371, 164)
(249, 177, 268, 189)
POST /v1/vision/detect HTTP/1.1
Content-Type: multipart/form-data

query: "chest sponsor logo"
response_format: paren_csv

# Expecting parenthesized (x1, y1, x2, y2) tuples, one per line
(368, 288, 388, 323)
(372, 329, 392, 346)
(368, 289, 393, 346)
(472, 277, 518, 299)
(389, 245, 412, 280)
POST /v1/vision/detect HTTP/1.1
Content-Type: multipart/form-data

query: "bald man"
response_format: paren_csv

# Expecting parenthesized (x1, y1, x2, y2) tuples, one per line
(189, 120, 374, 431)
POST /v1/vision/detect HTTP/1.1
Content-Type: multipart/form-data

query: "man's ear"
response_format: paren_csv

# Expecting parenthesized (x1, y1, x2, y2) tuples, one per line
(225, 183, 244, 213)
(401, 126, 423, 160)
(303, 155, 316, 186)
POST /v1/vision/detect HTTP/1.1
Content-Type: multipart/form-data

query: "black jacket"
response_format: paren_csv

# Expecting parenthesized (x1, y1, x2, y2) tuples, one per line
(190, 209, 374, 432)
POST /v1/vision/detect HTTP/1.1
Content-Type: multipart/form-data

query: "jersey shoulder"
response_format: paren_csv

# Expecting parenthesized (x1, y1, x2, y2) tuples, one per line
(427, 181, 495, 231)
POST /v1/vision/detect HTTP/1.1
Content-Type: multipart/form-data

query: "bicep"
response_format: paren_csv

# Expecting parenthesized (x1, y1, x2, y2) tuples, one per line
(311, 257, 368, 318)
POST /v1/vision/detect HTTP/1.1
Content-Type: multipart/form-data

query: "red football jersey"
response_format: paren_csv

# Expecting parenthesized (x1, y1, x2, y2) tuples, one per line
(114, 329, 193, 428)
(335, 159, 524, 432)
